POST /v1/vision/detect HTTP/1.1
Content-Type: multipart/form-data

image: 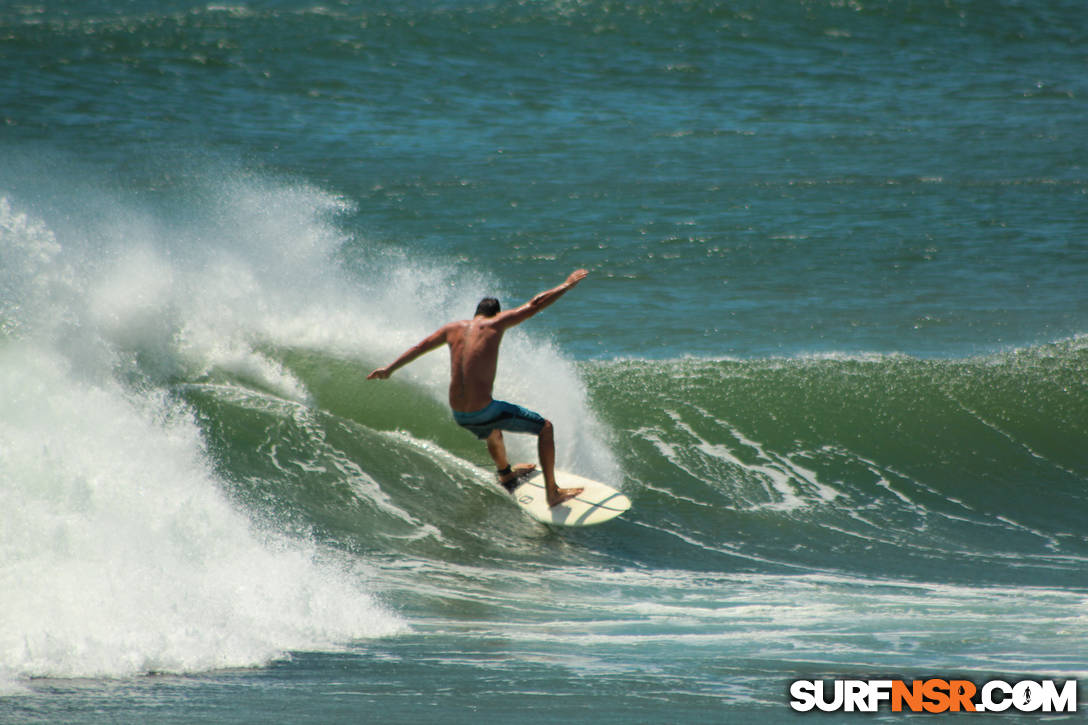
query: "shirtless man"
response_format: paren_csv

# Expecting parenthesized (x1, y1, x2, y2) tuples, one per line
(367, 269, 588, 507)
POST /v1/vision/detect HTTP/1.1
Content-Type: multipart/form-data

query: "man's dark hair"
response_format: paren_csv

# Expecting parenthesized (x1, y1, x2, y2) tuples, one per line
(475, 297, 500, 317)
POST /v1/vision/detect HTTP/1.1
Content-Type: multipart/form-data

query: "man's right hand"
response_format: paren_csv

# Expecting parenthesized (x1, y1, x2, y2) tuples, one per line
(367, 367, 391, 380)
(567, 269, 589, 286)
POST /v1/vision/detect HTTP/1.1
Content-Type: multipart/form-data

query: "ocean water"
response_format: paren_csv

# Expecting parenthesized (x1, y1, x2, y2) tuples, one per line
(2, 0, 1086, 722)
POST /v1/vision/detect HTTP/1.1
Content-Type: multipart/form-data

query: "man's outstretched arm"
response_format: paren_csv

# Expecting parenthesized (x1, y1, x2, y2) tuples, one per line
(367, 325, 449, 380)
(494, 269, 588, 331)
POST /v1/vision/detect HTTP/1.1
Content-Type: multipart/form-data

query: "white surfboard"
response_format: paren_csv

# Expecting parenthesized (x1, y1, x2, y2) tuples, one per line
(506, 469, 631, 527)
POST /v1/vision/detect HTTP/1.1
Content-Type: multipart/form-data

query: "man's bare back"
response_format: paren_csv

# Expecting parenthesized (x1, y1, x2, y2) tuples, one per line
(368, 269, 588, 507)
(444, 317, 503, 413)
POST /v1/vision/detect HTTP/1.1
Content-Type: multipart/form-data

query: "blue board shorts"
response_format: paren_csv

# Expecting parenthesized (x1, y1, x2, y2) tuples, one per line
(452, 399, 547, 440)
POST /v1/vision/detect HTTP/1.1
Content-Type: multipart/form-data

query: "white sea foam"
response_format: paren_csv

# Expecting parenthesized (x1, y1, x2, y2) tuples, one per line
(0, 342, 403, 690)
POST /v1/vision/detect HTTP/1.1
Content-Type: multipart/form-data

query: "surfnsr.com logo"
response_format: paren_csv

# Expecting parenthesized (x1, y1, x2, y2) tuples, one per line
(789, 679, 1078, 714)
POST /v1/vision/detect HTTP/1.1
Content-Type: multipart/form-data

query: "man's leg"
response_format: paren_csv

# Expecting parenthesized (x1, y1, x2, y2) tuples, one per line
(538, 420, 583, 507)
(486, 429, 509, 471)
(486, 430, 536, 487)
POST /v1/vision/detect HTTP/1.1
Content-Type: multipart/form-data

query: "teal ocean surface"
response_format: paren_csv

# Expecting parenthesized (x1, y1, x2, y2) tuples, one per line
(2, 1, 1086, 722)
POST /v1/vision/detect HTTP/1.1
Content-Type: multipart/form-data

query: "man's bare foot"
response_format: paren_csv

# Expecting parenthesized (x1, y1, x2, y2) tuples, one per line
(547, 486, 584, 508)
(499, 463, 537, 488)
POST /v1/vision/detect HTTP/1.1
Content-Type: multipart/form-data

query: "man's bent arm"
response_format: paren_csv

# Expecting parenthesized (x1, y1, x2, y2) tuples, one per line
(367, 325, 449, 380)
(495, 269, 588, 330)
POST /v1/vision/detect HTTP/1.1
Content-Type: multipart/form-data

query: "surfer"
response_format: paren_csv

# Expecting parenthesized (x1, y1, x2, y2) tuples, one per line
(367, 269, 588, 507)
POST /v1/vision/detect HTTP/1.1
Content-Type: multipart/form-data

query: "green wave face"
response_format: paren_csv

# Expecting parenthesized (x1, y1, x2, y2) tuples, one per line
(183, 338, 1087, 592)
